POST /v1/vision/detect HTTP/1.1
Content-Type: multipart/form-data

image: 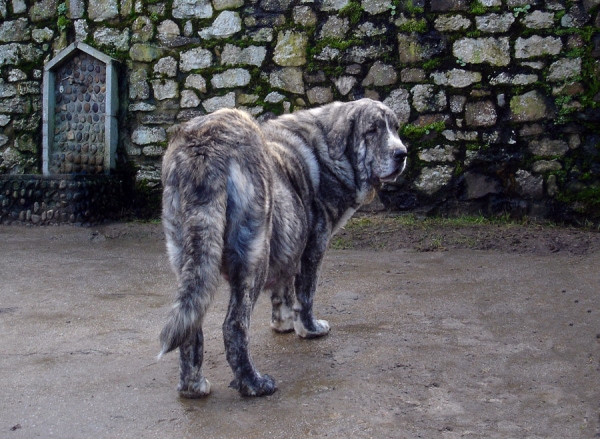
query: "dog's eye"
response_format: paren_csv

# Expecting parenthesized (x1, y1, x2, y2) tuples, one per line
(366, 126, 377, 135)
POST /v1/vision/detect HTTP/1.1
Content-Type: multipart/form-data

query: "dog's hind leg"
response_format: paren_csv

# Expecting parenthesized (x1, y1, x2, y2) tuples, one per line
(224, 266, 277, 396)
(270, 281, 296, 333)
(178, 328, 211, 398)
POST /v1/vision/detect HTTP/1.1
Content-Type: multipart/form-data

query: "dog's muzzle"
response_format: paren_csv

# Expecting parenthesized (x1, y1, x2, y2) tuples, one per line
(379, 149, 407, 183)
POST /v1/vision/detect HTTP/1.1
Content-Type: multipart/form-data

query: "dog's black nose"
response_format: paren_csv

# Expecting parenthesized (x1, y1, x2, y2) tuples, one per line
(393, 149, 407, 161)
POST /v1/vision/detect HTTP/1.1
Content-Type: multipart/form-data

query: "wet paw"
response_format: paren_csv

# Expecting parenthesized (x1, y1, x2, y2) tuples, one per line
(178, 377, 211, 398)
(270, 318, 295, 333)
(230, 374, 277, 397)
(295, 318, 330, 339)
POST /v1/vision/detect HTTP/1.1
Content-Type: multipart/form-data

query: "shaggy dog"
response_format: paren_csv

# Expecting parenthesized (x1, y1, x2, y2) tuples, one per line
(159, 99, 407, 397)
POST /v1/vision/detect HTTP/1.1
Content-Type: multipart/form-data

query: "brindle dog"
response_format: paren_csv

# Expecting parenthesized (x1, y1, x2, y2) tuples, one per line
(159, 99, 408, 397)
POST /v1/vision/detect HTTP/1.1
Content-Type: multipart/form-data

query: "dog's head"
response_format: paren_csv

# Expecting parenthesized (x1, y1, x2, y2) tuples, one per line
(326, 99, 408, 187)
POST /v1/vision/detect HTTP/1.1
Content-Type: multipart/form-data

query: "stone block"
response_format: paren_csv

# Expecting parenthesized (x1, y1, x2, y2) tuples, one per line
(132, 17, 154, 43)
(264, 91, 286, 103)
(398, 32, 447, 64)
(0, 18, 30, 43)
(515, 36, 562, 59)
(221, 44, 267, 67)
(88, 0, 119, 21)
(362, 0, 392, 15)
(463, 172, 502, 199)
(414, 165, 453, 195)
(0, 81, 17, 98)
(383, 88, 411, 126)
(210, 68, 251, 88)
(532, 160, 562, 173)
(320, 0, 349, 11)
(32, 28, 54, 43)
(334, 76, 357, 96)
(319, 16, 349, 39)
(93, 27, 130, 52)
(73, 19, 88, 41)
(151, 79, 179, 100)
(475, 13, 515, 33)
(401, 68, 426, 83)
(30, 0, 58, 21)
(434, 14, 472, 31)
(547, 58, 582, 82)
(307, 87, 333, 104)
(270, 67, 304, 94)
(561, 4, 591, 27)
(293, 6, 317, 26)
(129, 69, 150, 100)
(202, 92, 236, 113)
(260, 0, 294, 11)
(214, 0, 244, 9)
(131, 126, 167, 145)
(129, 43, 162, 62)
(356, 22, 387, 37)
(362, 61, 397, 87)
(345, 44, 392, 63)
(129, 102, 156, 112)
(180, 47, 213, 71)
(449, 95, 467, 113)
(12, 0, 27, 14)
(515, 169, 543, 199)
(17, 81, 40, 95)
(522, 10, 554, 29)
(140, 113, 175, 124)
(273, 31, 307, 66)
(430, 0, 468, 11)
(154, 56, 178, 78)
(142, 145, 165, 156)
(172, 0, 213, 19)
(490, 72, 538, 85)
(465, 100, 497, 126)
(199, 11, 241, 39)
(411, 84, 447, 113)
(185, 74, 207, 93)
(418, 145, 456, 162)
(528, 138, 569, 156)
(430, 68, 481, 88)
(0, 96, 30, 113)
(453, 37, 510, 66)
(510, 91, 554, 122)
(157, 20, 180, 37)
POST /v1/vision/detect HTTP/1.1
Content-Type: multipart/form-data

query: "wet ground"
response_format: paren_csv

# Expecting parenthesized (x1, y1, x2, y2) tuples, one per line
(1, 221, 599, 438)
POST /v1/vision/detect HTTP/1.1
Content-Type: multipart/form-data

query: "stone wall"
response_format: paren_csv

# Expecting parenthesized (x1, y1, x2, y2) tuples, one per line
(0, 0, 599, 222)
(0, 175, 123, 225)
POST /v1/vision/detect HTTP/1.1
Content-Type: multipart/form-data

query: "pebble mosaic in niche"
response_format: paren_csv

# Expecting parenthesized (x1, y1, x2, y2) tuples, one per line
(51, 53, 107, 175)
(43, 42, 119, 177)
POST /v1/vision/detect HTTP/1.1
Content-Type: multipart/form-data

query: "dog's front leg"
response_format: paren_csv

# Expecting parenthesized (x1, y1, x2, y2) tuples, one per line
(293, 238, 331, 338)
(178, 328, 211, 398)
(224, 278, 277, 397)
(270, 281, 296, 333)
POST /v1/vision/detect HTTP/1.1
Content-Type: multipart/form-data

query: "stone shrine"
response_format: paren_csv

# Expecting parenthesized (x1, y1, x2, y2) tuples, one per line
(42, 42, 118, 176)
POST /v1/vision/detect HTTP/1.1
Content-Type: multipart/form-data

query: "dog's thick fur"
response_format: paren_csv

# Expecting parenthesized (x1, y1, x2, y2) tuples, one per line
(159, 99, 407, 397)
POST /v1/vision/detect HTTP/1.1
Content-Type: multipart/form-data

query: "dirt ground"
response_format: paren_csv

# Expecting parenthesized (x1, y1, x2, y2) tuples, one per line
(1, 217, 600, 438)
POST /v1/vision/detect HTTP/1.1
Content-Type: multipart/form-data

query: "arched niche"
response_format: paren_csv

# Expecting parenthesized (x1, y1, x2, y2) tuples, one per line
(42, 42, 118, 175)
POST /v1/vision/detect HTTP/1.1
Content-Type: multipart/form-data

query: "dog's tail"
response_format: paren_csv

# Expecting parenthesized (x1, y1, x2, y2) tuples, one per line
(158, 121, 228, 358)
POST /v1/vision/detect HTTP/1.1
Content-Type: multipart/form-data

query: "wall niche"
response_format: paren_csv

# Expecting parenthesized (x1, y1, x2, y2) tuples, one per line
(42, 42, 119, 176)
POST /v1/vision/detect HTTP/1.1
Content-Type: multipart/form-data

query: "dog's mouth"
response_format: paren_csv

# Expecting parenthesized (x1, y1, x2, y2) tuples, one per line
(378, 162, 405, 184)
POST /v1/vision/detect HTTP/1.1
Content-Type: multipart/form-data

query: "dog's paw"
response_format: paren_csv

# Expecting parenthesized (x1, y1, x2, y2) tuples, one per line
(294, 318, 330, 339)
(178, 377, 211, 398)
(270, 318, 295, 333)
(230, 374, 277, 397)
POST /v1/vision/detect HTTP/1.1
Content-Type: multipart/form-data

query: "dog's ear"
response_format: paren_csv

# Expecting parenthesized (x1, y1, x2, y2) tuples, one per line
(326, 104, 356, 161)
